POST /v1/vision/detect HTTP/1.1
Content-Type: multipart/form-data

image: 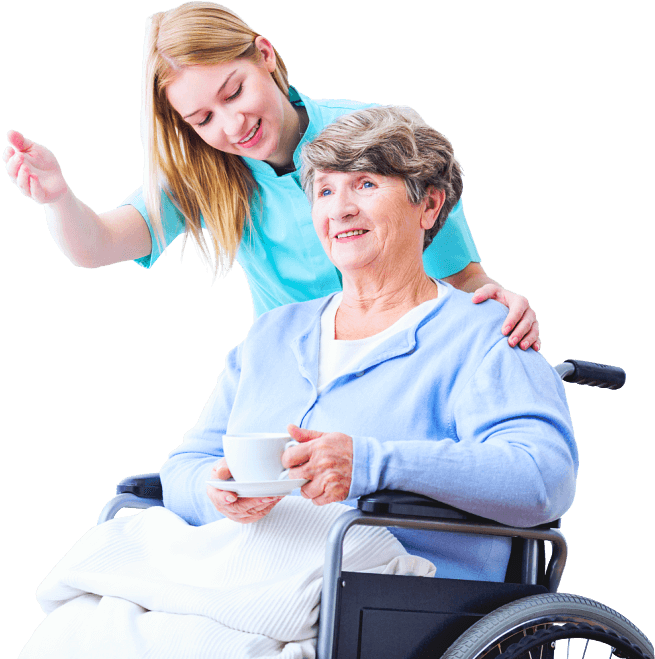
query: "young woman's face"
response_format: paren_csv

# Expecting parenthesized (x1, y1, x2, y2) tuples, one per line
(166, 38, 295, 167)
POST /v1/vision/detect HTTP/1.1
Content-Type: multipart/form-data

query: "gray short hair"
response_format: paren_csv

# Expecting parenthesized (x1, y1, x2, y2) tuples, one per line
(300, 106, 463, 250)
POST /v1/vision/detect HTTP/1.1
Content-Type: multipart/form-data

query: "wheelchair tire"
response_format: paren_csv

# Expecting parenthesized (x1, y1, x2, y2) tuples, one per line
(440, 593, 653, 659)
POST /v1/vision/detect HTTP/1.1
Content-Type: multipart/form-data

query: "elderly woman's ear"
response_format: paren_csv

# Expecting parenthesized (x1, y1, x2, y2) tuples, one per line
(420, 187, 446, 231)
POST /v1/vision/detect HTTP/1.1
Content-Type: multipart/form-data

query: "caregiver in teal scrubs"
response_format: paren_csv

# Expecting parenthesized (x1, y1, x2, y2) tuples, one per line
(3, 1, 539, 350)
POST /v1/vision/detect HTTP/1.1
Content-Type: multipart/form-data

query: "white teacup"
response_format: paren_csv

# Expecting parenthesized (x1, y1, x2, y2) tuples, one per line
(222, 433, 299, 483)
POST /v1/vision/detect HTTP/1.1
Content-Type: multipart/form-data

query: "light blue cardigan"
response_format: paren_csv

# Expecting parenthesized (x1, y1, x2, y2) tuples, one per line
(161, 284, 577, 581)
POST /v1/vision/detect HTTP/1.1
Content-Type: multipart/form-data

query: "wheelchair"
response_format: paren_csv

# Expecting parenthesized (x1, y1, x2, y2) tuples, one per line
(99, 359, 652, 659)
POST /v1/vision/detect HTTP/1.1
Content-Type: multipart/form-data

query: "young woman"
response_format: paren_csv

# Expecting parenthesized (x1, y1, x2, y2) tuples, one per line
(3, 1, 539, 349)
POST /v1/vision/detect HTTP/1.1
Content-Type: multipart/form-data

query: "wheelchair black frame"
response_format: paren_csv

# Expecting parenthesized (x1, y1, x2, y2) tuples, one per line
(317, 507, 567, 659)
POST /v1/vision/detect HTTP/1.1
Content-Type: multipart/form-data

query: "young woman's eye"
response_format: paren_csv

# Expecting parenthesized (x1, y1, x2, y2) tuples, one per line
(226, 84, 243, 102)
(198, 112, 212, 127)
(196, 83, 241, 127)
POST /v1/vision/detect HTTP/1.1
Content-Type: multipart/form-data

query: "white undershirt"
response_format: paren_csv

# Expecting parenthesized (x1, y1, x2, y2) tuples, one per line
(317, 281, 448, 394)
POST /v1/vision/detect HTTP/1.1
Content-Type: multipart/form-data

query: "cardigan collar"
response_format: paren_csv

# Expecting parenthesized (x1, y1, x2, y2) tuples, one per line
(289, 286, 451, 389)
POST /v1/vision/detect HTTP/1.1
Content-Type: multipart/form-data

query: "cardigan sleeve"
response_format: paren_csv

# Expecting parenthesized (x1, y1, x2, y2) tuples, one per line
(160, 343, 243, 526)
(348, 341, 577, 527)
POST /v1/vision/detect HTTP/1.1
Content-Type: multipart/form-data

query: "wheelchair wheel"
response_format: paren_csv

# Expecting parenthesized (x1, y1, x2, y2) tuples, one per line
(440, 593, 653, 659)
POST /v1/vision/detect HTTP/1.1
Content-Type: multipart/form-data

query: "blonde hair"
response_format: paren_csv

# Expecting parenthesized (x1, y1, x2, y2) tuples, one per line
(144, 2, 289, 271)
(301, 106, 463, 251)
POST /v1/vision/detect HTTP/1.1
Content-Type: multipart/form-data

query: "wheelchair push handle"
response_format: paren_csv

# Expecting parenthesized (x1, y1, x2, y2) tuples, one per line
(556, 360, 626, 390)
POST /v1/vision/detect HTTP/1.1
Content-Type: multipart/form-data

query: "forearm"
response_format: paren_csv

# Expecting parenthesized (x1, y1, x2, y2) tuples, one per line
(160, 344, 244, 525)
(350, 431, 576, 527)
(44, 188, 111, 267)
(161, 453, 224, 526)
(349, 343, 577, 527)
(443, 262, 498, 293)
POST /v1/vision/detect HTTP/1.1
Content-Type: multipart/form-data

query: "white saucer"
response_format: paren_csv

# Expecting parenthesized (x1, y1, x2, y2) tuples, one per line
(206, 478, 308, 498)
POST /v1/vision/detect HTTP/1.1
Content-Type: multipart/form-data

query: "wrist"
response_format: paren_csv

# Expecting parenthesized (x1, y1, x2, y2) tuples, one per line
(443, 263, 497, 294)
(349, 435, 383, 500)
(45, 183, 74, 211)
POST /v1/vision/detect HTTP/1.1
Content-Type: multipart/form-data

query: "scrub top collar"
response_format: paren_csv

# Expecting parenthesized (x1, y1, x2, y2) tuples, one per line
(242, 86, 319, 180)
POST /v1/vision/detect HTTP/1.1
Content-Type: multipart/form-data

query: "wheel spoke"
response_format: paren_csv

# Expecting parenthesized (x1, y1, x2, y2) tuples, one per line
(581, 638, 590, 659)
(440, 594, 652, 659)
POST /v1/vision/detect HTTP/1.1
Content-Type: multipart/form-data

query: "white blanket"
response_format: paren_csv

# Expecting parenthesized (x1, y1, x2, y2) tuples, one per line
(20, 498, 435, 659)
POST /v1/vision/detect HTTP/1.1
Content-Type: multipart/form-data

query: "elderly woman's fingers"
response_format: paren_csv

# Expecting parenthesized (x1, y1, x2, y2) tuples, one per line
(211, 458, 232, 480)
(207, 458, 285, 522)
(206, 486, 282, 523)
(227, 498, 280, 517)
(206, 485, 236, 507)
(284, 427, 354, 505)
(301, 473, 350, 505)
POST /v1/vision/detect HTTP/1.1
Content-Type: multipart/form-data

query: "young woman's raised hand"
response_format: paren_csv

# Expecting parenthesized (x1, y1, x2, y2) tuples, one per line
(4, 130, 69, 204)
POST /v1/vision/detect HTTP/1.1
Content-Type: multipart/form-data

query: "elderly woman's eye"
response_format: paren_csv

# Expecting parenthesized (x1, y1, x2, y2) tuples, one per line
(318, 188, 332, 197)
(362, 180, 375, 188)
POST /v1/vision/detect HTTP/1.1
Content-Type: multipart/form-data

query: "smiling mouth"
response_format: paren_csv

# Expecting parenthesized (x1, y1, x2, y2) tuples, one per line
(335, 229, 369, 240)
(238, 119, 261, 145)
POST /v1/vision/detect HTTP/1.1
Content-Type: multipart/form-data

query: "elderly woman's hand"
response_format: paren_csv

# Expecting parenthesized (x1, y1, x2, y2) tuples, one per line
(472, 284, 540, 351)
(284, 424, 353, 505)
(206, 458, 282, 523)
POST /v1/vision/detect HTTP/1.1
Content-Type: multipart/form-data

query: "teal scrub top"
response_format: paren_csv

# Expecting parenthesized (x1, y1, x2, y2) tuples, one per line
(123, 87, 480, 317)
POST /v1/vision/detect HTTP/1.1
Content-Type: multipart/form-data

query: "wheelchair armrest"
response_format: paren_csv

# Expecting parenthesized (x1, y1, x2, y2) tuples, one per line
(357, 490, 561, 529)
(98, 473, 164, 524)
(117, 473, 163, 500)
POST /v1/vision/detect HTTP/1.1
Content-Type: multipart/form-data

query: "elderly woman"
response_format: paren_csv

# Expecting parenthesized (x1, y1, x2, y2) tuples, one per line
(161, 107, 577, 582)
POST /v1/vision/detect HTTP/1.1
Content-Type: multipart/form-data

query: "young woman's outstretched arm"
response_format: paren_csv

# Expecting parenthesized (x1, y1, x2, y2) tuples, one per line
(4, 130, 151, 267)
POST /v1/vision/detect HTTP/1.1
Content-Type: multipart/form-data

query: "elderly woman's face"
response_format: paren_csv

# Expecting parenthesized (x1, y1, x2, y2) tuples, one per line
(311, 171, 434, 274)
